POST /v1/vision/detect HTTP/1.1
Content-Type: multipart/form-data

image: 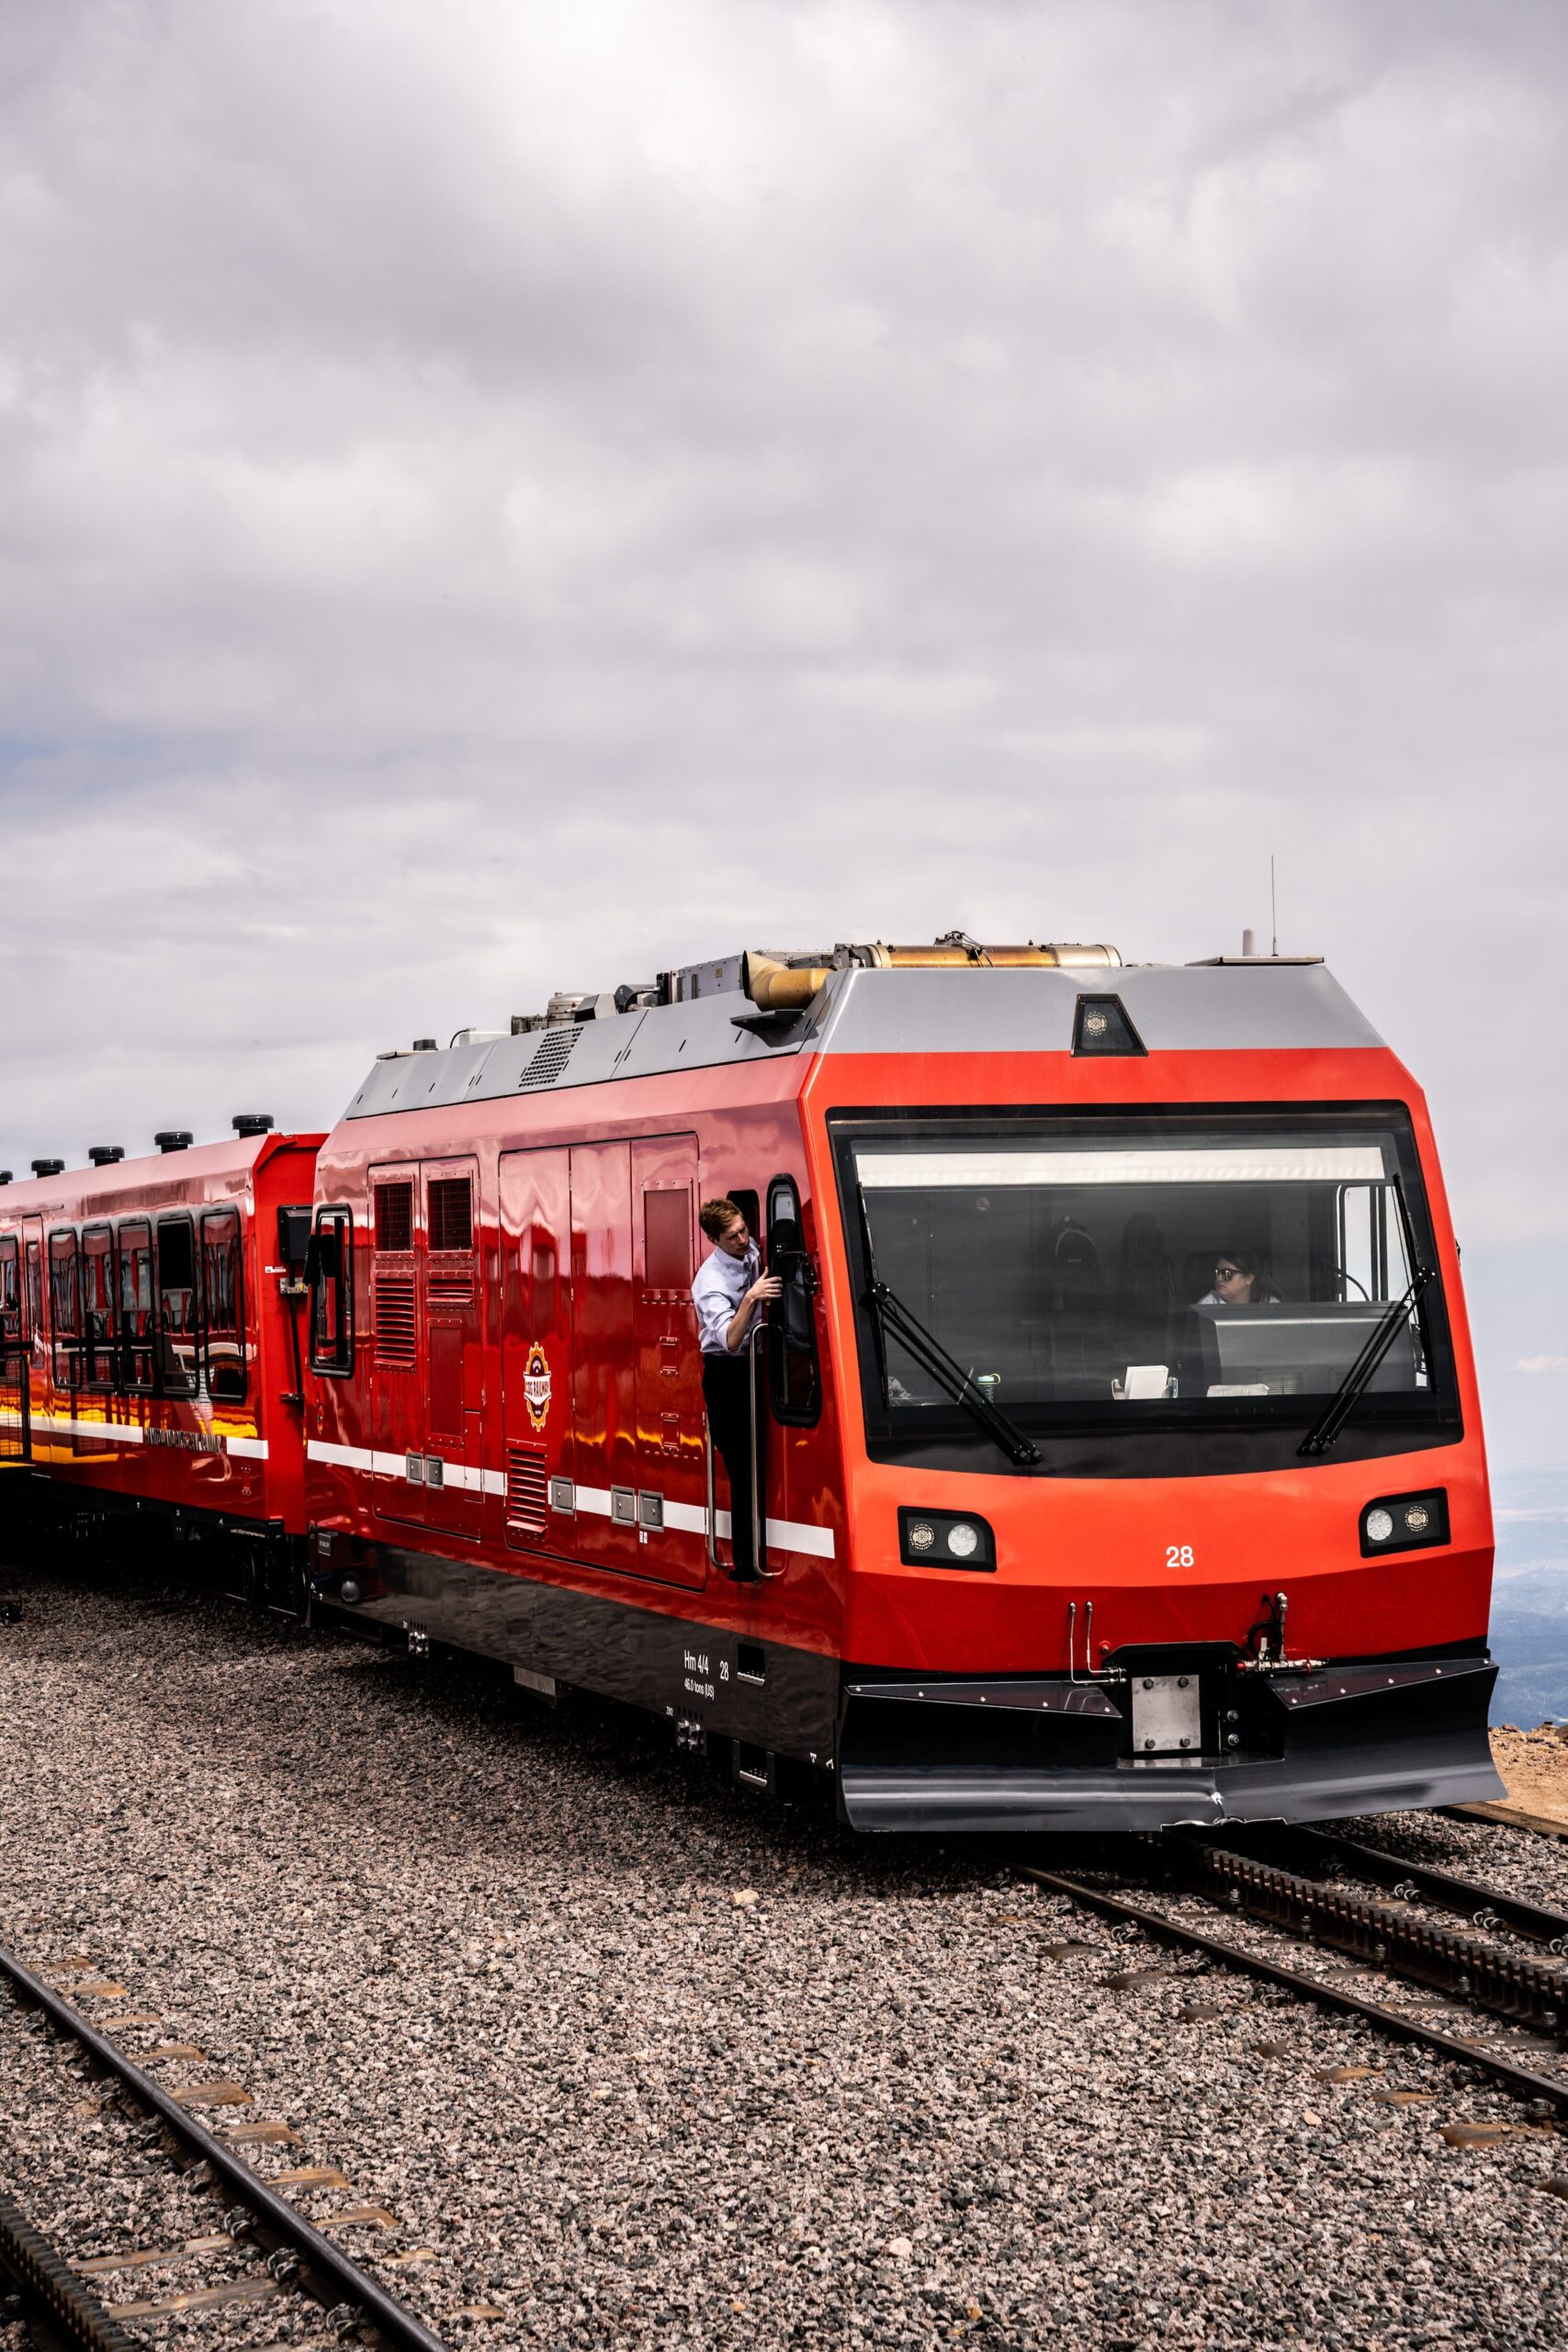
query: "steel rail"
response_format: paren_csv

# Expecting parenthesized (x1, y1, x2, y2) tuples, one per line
(0, 2186, 143, 2352)
(1281, 1824, 1568, 1951)
(1010, 1858, 1568, 2117)
(1162, 1837, 1568, 2033)
(0, 1943, 450, 2352)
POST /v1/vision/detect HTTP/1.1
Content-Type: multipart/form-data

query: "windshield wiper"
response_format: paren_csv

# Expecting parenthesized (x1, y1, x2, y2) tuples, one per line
(864, 1279, 1041, 1467)
(1299, 1183, 1436, 1459)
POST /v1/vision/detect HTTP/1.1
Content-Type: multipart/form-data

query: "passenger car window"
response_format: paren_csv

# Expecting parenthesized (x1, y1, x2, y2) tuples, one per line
(202, 1207, 246, 1402)
(116, 1221, 154, 1391)
(155, 1216, 200, 1397)
(49, 1228, 81, 1389)
(81, 1225, 117, 1390)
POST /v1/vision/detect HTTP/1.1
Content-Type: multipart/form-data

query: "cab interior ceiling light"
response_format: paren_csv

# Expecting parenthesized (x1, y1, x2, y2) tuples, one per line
(1072, 995, 1146, 1057)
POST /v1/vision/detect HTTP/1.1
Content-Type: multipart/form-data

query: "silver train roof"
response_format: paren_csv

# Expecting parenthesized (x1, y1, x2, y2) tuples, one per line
(343, 961, 1385, 1122)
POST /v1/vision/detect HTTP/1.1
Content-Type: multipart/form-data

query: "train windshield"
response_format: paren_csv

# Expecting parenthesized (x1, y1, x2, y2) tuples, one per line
(832, 1110, 1459, 1470)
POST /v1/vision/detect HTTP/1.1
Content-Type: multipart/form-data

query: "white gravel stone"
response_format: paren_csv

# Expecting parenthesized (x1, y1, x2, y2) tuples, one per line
(0, 1565, 1564, 2350)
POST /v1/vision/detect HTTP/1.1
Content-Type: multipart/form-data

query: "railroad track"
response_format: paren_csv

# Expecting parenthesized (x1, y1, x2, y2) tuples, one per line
(1009, 1819, 1568, 2130)
(0, 1939, 451, 2352)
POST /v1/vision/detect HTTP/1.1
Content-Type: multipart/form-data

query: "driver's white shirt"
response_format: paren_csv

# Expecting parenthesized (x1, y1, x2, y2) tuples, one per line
(692, 1240, 761, 1355)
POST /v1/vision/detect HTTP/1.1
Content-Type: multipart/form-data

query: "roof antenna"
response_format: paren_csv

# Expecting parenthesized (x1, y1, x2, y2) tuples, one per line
(1269, 854, 1279, 957)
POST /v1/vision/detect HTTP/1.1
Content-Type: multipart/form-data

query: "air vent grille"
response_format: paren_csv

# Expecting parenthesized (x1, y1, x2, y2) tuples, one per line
(374, 1275, 417, 1366)
(427, 1178, 473, 1252)
(506, 1444, 548, 1536)
(374, 1182, 413, 1253)
(518, 1028, 581, 1091)
(428, 1276, 473, 1306)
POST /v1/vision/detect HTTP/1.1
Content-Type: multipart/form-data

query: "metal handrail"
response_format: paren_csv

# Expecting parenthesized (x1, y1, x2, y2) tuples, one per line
(747, 1324, 781, 1577)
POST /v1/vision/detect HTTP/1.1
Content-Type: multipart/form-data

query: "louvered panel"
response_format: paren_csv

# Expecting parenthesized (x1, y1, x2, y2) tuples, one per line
(427, 1275, 474, 1306)
(505, 1444, 548, 1536)
(517, 1028, 580, 1091)
(373, 1274, 417, 1366)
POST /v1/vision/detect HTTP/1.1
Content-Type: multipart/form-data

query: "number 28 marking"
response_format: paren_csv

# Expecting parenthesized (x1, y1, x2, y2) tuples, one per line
(1166, 1544, 1194, 1568)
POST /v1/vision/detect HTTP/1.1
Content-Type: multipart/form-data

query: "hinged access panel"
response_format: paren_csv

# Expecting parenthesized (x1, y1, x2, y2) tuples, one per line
(498, 1148, 572, 1550)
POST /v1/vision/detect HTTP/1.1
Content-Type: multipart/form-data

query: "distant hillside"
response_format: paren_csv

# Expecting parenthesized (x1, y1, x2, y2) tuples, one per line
(1488, 1469, 1568, 1726)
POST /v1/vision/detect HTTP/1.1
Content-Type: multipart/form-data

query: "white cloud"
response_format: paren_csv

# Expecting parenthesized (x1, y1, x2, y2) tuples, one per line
(1517, 1356, 1568, 1376)
(1, 1, 1568, 1460)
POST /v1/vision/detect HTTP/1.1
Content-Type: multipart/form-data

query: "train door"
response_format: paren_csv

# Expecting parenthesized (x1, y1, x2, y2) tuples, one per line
(632, 1136, 706, 1589)
(0, 1235, 27, 1463)
(569, 1140, 642, 1575)
(368, 1158, 484, 1538)
(421, 1158, 484, 1537)
(370, 1162, 423, 1531)
(498, 1148, 572, 1550)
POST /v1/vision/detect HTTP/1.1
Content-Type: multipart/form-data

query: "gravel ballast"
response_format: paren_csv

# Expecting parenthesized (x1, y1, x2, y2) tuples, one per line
(1, 1565, 1565, 2350)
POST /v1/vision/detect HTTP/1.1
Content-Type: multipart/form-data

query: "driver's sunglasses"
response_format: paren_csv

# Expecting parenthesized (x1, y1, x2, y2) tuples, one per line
(1213, 1263, 1242, 1282)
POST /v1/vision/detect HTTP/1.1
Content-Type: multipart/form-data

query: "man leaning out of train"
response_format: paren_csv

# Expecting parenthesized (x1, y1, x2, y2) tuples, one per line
(692, 1197, 780, 1582)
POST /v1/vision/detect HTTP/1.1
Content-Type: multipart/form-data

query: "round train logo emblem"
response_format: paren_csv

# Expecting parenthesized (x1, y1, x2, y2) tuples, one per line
(523, 1342, 553, 1430)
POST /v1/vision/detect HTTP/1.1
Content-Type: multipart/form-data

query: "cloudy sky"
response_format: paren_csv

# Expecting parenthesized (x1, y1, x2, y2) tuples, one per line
(2, 0, 1564, 1467)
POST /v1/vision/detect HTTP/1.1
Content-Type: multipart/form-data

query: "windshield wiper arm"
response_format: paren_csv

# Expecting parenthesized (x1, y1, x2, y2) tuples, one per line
(1298, 1263, 1436, 1458)
(864, 1279, 1041, 1467)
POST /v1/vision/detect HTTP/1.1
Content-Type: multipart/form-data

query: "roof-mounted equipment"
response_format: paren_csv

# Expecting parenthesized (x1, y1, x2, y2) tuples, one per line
(741, 936, 1122, 1014)
(232, 1114, 274, 1137)
(154, 1131, 193, 1155)
(88, 1146, 126, 1165)
(30, 1159, 64, 1178)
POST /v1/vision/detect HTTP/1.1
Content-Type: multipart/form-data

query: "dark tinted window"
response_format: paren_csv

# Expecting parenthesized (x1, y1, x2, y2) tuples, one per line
(375, 1182, 413, 1252)
(202, 1207, 246, 1402)
(428, 1178, 472, 1253)
(766, 1176, 820, 1425)
(118, 1220, 154, 1391)
(156, 1216, 200, 1396)
(0, 1237, 19, 1366)
(81, 1225, 117, 1389)
(49, 1229, 80, 1388)
(310, 1206, 354, 1374)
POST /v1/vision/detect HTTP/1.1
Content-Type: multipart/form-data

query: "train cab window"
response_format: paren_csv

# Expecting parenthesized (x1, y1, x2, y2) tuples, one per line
(766, 1175, 820, 1425)
(49, 1229, 82, 1389)
(836, 1110, 1459, 1467)
(117, 1220, 154, 1391)
(25, 1240, 43, 1364)
(310, 1206, 354, 1374)
(155, 1216, 200, 1396)
(81, 1225, 118, 1391)
(201, 1207, 246, 1402)
(0, 1237, 19, 1367)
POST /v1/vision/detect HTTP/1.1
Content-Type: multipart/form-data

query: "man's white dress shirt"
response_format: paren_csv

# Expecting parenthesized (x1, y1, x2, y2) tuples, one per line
(692, 1240, 761, 1355)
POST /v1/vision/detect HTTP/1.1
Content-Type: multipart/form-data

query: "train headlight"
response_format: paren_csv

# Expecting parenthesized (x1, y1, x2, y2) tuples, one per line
(897, 1508, 996, 1572)
(1359, 1489, 1449, 1557)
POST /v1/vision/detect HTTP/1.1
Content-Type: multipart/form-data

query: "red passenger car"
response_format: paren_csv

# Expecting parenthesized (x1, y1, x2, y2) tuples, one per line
(0, 1121, 322, 1588)
(300, 938, 1502, 1832)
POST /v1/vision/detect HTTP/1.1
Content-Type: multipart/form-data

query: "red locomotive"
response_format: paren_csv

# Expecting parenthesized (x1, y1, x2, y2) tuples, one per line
(1, 937, 1502, 1832)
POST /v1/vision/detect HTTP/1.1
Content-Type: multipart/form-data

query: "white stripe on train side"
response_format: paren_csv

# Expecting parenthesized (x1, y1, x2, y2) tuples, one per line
(304, 1439, 836, 1560)
(0, 1410, 267, 1459)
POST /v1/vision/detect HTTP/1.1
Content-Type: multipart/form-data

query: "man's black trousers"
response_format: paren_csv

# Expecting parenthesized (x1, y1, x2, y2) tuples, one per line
(702, 1351, 764, 1575)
